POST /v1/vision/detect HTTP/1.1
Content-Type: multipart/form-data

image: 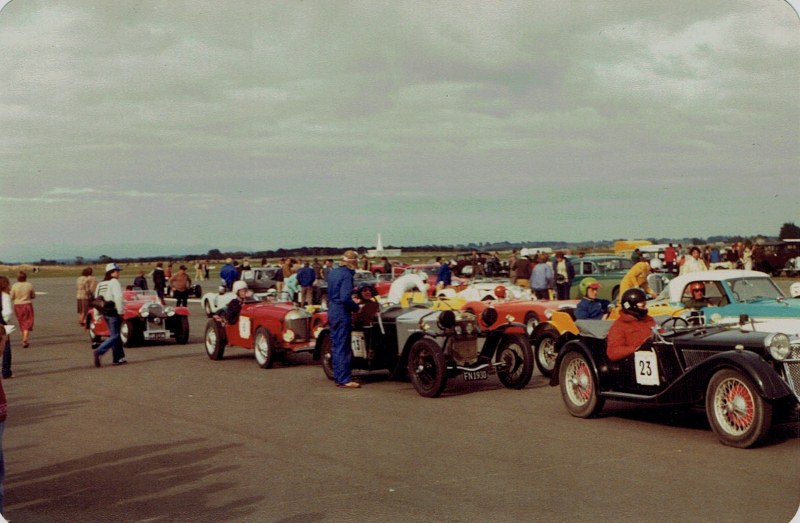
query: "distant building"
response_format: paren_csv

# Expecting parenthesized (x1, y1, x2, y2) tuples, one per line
(367, 233, 401, 258)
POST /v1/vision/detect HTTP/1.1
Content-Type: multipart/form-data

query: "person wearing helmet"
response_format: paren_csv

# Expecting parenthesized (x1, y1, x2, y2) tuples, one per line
(494, 285, 507, 300)
(619, 260, 657, 299)
(352, 283, 380, 328)
(606, 288, 656, 362)
(685, 282, 711, 308)
(216, 281, 250, 324)
(575, 278, 610, 320)
(93, 263, 126, 367)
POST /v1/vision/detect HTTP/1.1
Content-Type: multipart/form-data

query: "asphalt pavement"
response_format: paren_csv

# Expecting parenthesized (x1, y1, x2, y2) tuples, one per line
(1, 277, 798, 523)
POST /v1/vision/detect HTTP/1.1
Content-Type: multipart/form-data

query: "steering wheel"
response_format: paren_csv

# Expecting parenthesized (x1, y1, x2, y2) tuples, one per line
(660, 316, 689, 330)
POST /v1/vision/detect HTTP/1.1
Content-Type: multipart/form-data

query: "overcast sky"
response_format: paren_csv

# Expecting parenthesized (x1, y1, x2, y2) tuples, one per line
(1, 1, 798, 262)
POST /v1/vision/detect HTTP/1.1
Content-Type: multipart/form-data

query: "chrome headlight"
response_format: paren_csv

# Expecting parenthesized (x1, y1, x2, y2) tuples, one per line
(544, 309, 553, 320)
(165, 307, 175, 317)
(505, 314, 515, 323)
(454, 325, 462, 335)
(138, 305, 150, 318)
(465, 322, 474, 335)
(283, 330, 296, 343)
(766, 333, 791, 361)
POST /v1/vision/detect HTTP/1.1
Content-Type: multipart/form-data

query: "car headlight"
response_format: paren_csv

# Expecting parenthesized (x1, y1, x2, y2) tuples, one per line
(506, 314, 515, 324)
(283, 330, 296, 343)
(454, 325, 462, 335)
(138, 305, 149, 318)
(544, 309, 553, 320)
(165, 307, 175, 317)
(465, 323, 474, 335)
(766, 333, 791, 360)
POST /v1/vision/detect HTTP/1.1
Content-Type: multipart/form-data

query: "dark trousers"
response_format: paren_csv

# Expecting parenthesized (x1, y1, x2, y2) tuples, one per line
(556, 282, 571, 300)
(1, 336, 10, 379)
(174, 289, 189, 307)
(329, 312, 353, 385)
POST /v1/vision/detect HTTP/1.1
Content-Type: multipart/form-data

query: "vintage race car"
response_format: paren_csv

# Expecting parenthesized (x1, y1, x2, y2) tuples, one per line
(460, 296, 578, 376)
(201, 285, 239, 317)
(550, 313, 800, 447)
(204, 298, 326, 368)
(86, 289, 190, 347)
(454, 278, 531, 301)
(654, 270, 800, 335)
(313, 277, 534, 397)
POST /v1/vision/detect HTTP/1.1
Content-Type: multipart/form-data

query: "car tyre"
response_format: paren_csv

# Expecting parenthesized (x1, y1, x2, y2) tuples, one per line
(174, 316, 190, 344)
(705, 368, 772, 448)
(86, 313, 101, 347)
(254, 327, 275, 369)
(407, 338, 447, 398)
(204, 319, 226, 360)
(194, 285, 203, 298)
(559, 350, 604, 418)
(533, 328, 559, 377)
(121, 319, 140, 348)
(320, 333, 334, 380)
(495, 333, 534, 389)
(524, 313, 540, 336)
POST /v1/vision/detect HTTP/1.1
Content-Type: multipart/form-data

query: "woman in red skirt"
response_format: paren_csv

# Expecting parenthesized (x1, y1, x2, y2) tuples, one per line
(10, 271, 35, 348)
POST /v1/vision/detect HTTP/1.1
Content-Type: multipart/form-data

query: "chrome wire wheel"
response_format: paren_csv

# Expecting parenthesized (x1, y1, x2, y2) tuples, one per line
(559, 350, 604, 418)
(706, 369, 771, 448)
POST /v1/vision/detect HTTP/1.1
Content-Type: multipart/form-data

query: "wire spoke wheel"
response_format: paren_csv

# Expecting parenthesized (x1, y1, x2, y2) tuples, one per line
(706, 369, 772, 448)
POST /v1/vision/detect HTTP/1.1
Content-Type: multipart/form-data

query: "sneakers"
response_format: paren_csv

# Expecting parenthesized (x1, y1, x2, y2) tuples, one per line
(337, 381, 361, 389)
(93, 351, 101, 368)
(112, 359, 127, 366)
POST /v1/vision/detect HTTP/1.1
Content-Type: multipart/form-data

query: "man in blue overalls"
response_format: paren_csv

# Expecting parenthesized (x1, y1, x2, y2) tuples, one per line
(326, 250, 361, 389)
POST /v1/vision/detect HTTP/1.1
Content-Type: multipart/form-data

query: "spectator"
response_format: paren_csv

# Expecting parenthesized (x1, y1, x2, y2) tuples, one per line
(0, 277, 13, 380)
(194, 261, 204, 282)
(514, 255, 532, 288)
(297, 261, 317, 307)
(0, 326, 8, 520)
(620, 260, 657, 299)
(574, 278, 610, 320)
(93, 263, 126, 367)
(381, 256, 392, 275)
(742, 242, 754, 271)
(76, 267, 97, 327)
(606, 288, 656, 362)
(508, 251, 518, 283)
(631, 248, 642, 264)
(531, 253, 554, 300)
(680, 246, 708, 275)
(664, 243, 677, 274)
(133, 270, 148, 290)
(220, 258, 237, 291)
(10, 271, 35, 348)
(152, 262, 167, 304)
(169, 265, 192, 307)
(470, 250, 485, 277)
(552, 251, 575, 300)
(327, 250, 361, 389)
(360, 254, 372, 272)
(435, 256, 452, 291)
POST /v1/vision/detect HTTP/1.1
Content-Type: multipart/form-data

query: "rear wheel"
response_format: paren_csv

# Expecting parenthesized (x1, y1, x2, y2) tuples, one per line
(174, 316, 190, 344)
(559, 351, 604, 418)
(495, 333, 534, 389)
(705, 369, 772, 448)
(194, 285, 203, 298)
(204, 320, 226, 360)
(320, 333, 334, 380)
(533, 329, 559, 377)
(407, 339, 447, 398)
(254, 327, 275, 369)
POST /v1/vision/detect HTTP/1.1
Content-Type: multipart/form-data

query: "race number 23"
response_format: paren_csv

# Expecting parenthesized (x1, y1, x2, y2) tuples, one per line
(634, 351, 660, 386)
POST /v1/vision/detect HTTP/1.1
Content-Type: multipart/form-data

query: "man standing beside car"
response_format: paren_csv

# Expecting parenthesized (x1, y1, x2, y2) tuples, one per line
(435, 256, 452, 292)
(327, 250, 361, 389)
(93, 263, 126, 367)
(169, 265, 192, 308)
(152, 262, 167, 304)
(296, 261, 316, 308)
(552, 251, 575, 300)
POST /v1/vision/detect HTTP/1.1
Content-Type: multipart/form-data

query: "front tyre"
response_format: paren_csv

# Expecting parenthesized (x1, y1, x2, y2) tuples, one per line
(254, 327, 275, 369)
(524, 313, 540, 336)
(174, 316, 190, 344)
(320, 333, 334, 380)
(204, 319, 226, 360)
(407, 339, 447, 398)
(121, 319, 140, 347)
(705, 369, 772, 448)
(495, 333, 534, 389)
(559, 351, 604, 418)
(533, 329, 559, 377)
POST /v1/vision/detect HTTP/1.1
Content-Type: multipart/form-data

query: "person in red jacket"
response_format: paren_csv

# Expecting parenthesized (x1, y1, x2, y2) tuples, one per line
(607, 288, 656, 362)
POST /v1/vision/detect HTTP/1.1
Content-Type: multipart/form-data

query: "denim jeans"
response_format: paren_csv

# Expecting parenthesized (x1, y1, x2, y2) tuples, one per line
(95, 314, 125, 362)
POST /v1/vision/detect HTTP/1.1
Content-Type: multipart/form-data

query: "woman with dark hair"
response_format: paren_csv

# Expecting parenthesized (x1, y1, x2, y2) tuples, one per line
(0, 277, 13, 379)
(10, 271, 35, 348)
(76, 267, 97, 326)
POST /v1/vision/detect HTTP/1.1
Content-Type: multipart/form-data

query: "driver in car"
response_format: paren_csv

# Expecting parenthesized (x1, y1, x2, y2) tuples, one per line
(352, 283, 379, 328)
(684, 282, 712, 309)
(215, 280, 249, 324)
(606, 288, 656, 362)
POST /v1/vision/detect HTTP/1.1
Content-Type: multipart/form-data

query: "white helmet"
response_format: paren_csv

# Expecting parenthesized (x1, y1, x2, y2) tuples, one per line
(232, 281, 248, 294)
(790, 281, 800, 299)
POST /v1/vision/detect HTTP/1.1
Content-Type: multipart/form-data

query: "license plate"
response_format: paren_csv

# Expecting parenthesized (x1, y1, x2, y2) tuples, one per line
(145, 331, 167, 340)
(462, 370, 488, 381)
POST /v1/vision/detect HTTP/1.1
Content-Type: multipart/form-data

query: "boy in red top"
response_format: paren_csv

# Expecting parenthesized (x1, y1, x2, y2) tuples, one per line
(607, 288, 656, 362)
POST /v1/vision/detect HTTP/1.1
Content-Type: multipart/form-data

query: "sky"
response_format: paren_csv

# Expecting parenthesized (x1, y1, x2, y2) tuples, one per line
(1, 1, 798, 263)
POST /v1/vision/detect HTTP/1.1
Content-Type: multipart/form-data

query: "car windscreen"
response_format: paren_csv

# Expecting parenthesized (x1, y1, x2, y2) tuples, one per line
(727, 277, 785, 302)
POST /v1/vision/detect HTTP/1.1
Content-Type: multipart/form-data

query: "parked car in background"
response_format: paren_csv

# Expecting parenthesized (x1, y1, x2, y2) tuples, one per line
(240, 267, 281, 297)
(569, 256, 634, 301)
(756, 240, 800, 276)
(87, 289, 190, 347)
(550, 311, 800, 448)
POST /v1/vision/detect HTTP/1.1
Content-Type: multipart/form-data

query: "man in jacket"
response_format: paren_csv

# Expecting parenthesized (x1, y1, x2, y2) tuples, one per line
(296, 261, 316, 307)
(326, 250, 361, 389)
(220, 258, 237, 291)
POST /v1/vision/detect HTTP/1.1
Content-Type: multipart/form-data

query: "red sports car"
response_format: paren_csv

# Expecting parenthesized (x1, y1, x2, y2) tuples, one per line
(204, 298, 327, 369)
(86, 289, 190, 347)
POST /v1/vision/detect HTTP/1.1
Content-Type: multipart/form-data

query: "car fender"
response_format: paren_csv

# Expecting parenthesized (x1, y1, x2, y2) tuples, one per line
(312, 329, 330, 360)
(677, 350, 794, 402)
(550, 339, 600, 387)
(480, 324, 527, 357)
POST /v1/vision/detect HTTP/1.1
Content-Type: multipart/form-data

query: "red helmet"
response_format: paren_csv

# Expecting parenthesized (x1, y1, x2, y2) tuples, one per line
(494, 285, 507, 299)
(690, 282, 705, 294)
